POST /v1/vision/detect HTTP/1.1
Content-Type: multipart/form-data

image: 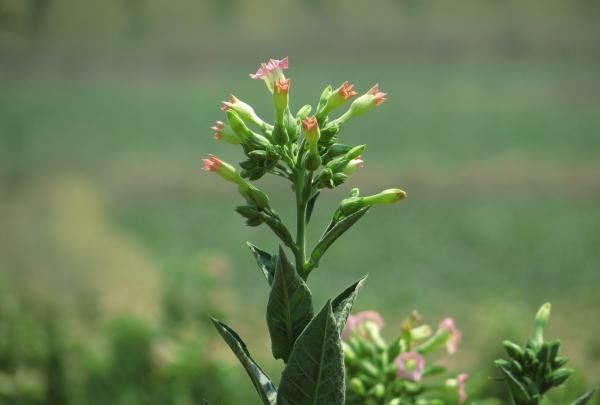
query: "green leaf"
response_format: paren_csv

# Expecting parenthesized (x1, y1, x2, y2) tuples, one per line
(260, 213, 295, 250)
(309, 207, 370, 269)
(211, 318, 277, 405)
(331, 275, 367, 335)
(203, 401, 216, 405)
(277, 300, 345, 405)
(569, 388, 596, 405)
(497, 364, 531, 404)
(247, 242, 276, 285)
(267, 247, 314, 363)
(306, 191, 320, 224)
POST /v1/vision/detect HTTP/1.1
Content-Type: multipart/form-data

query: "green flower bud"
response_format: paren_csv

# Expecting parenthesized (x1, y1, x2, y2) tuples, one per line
(550, 368, 574, 386)
(350, 378, 365, 396)
(272, 123, 289, 146)
(222, 94, 269, 129)
(503, 340, 525, 362)
(362, 189, 407, 205)
(304, 153, 322, 171)
(273, 78, 290, 125)
(296, 104, 312, 120)
(371, 383, 385, 398)
(535, 303, 551, 344)
(246, 186, 270, 209)
(342, 341, 356, 363)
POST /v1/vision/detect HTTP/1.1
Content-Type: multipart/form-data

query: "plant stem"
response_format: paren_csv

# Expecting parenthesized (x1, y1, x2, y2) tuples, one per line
(295, 169, 306, 277)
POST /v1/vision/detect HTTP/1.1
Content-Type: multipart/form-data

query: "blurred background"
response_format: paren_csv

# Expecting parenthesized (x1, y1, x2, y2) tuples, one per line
(1, 0, 599, 403)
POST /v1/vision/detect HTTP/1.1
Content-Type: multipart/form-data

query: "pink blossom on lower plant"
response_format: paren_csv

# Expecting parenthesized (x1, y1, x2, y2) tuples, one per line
(394, 351, 426, 381)
(457, 373, 469, 404)
(342, 310, 384, 340)
(439, 317, 462, 354)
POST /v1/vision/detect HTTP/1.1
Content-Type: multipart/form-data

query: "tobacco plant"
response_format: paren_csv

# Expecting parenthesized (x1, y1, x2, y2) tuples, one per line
(202, 57, 406, 405)
(495, 303, 596, 405)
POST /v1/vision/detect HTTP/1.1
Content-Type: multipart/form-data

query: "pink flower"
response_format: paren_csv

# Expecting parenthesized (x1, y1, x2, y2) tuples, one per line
(211, 121, 225, 140)
(457, 373, 468, 404)
(342, 310, 384, 340)
(368, 84, 387, 106)
(249, 57, 289, 92)
(439, 318, 462, 354)
(336, 81, 358, 101)
(202, 154, 222, 172)
(394, 352, 426, 381)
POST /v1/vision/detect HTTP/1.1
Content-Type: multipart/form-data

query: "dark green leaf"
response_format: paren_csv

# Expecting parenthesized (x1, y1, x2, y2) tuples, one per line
(267, 247, 314, 363)
(306, 191, 320, 224)
(309, 207, 370, 269)
(331, 275, 367, 335)
(569, 388, 596, 405)
(497, 364, 530, 404)
(260, 213, 295, 249)
(247, 242, 276, 285)
(277, 300, 345, 405)
(211, 318, 277, 405)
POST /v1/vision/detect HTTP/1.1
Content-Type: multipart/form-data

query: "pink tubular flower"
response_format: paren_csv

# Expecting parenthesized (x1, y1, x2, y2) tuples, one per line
(439, 317, 462, 354)
(395, 352, 426, 381)
(342, 310, 384, 340)
(249, 57, 289, 92)
(202, 154, 222, 172)
(457, 373, 468, 404)
(368, 84, 387, 106)
(211, 121, 241, 144)
(336, 81, 358, 101)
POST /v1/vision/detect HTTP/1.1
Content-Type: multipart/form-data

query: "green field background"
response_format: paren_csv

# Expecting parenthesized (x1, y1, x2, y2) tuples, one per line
(1, 0, 599, 403)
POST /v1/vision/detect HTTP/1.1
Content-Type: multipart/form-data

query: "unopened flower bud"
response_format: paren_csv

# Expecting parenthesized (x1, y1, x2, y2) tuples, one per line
(296, 104, 312, 120)
(411, 324, 432, 341)
(227, 110, 271, 149)
(372, 383, 385, 398)
(362, 189, 407, 206)
(272, 123, 289, 146)
(350, 378, 365, 395)
(273, 78, 290, 125)
(302, 117, 320, 147)
(211, 121, 242, 144)
(332, 172, 347, 186)
(344, 157, 364, 174)
(535, 302, 551, 344)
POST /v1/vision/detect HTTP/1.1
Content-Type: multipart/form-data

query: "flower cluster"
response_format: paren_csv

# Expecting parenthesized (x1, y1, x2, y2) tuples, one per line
(204, 57, 405, 279)
(342, 310, 468, 404)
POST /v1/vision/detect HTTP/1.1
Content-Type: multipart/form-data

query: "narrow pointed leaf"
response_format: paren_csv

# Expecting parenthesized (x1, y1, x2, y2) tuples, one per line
(331, 275, 367, 335)
(211, 318, 277, 405)
(267, 247, 314, 362)
(570, 388, 596, 405)
(497, 364, 530, 404)
(306, 191, 320, 224)
(247, 242, 276, 285)
(309, 207, 369, 268)
(277, 300, 345, 405)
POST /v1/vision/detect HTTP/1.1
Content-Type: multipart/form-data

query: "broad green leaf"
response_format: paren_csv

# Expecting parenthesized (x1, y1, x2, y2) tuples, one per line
(309, 207, 370, 269)
(247, 242, 276, 285)
(277, 300, 345, 405)
(211, 318, 277, 405)
(306, 191, 320, 224)
(569, 388, 596, 405)
(203, 401, 216, 405)
(267, 247, 314, 362)
(331, 275, 367, 335)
